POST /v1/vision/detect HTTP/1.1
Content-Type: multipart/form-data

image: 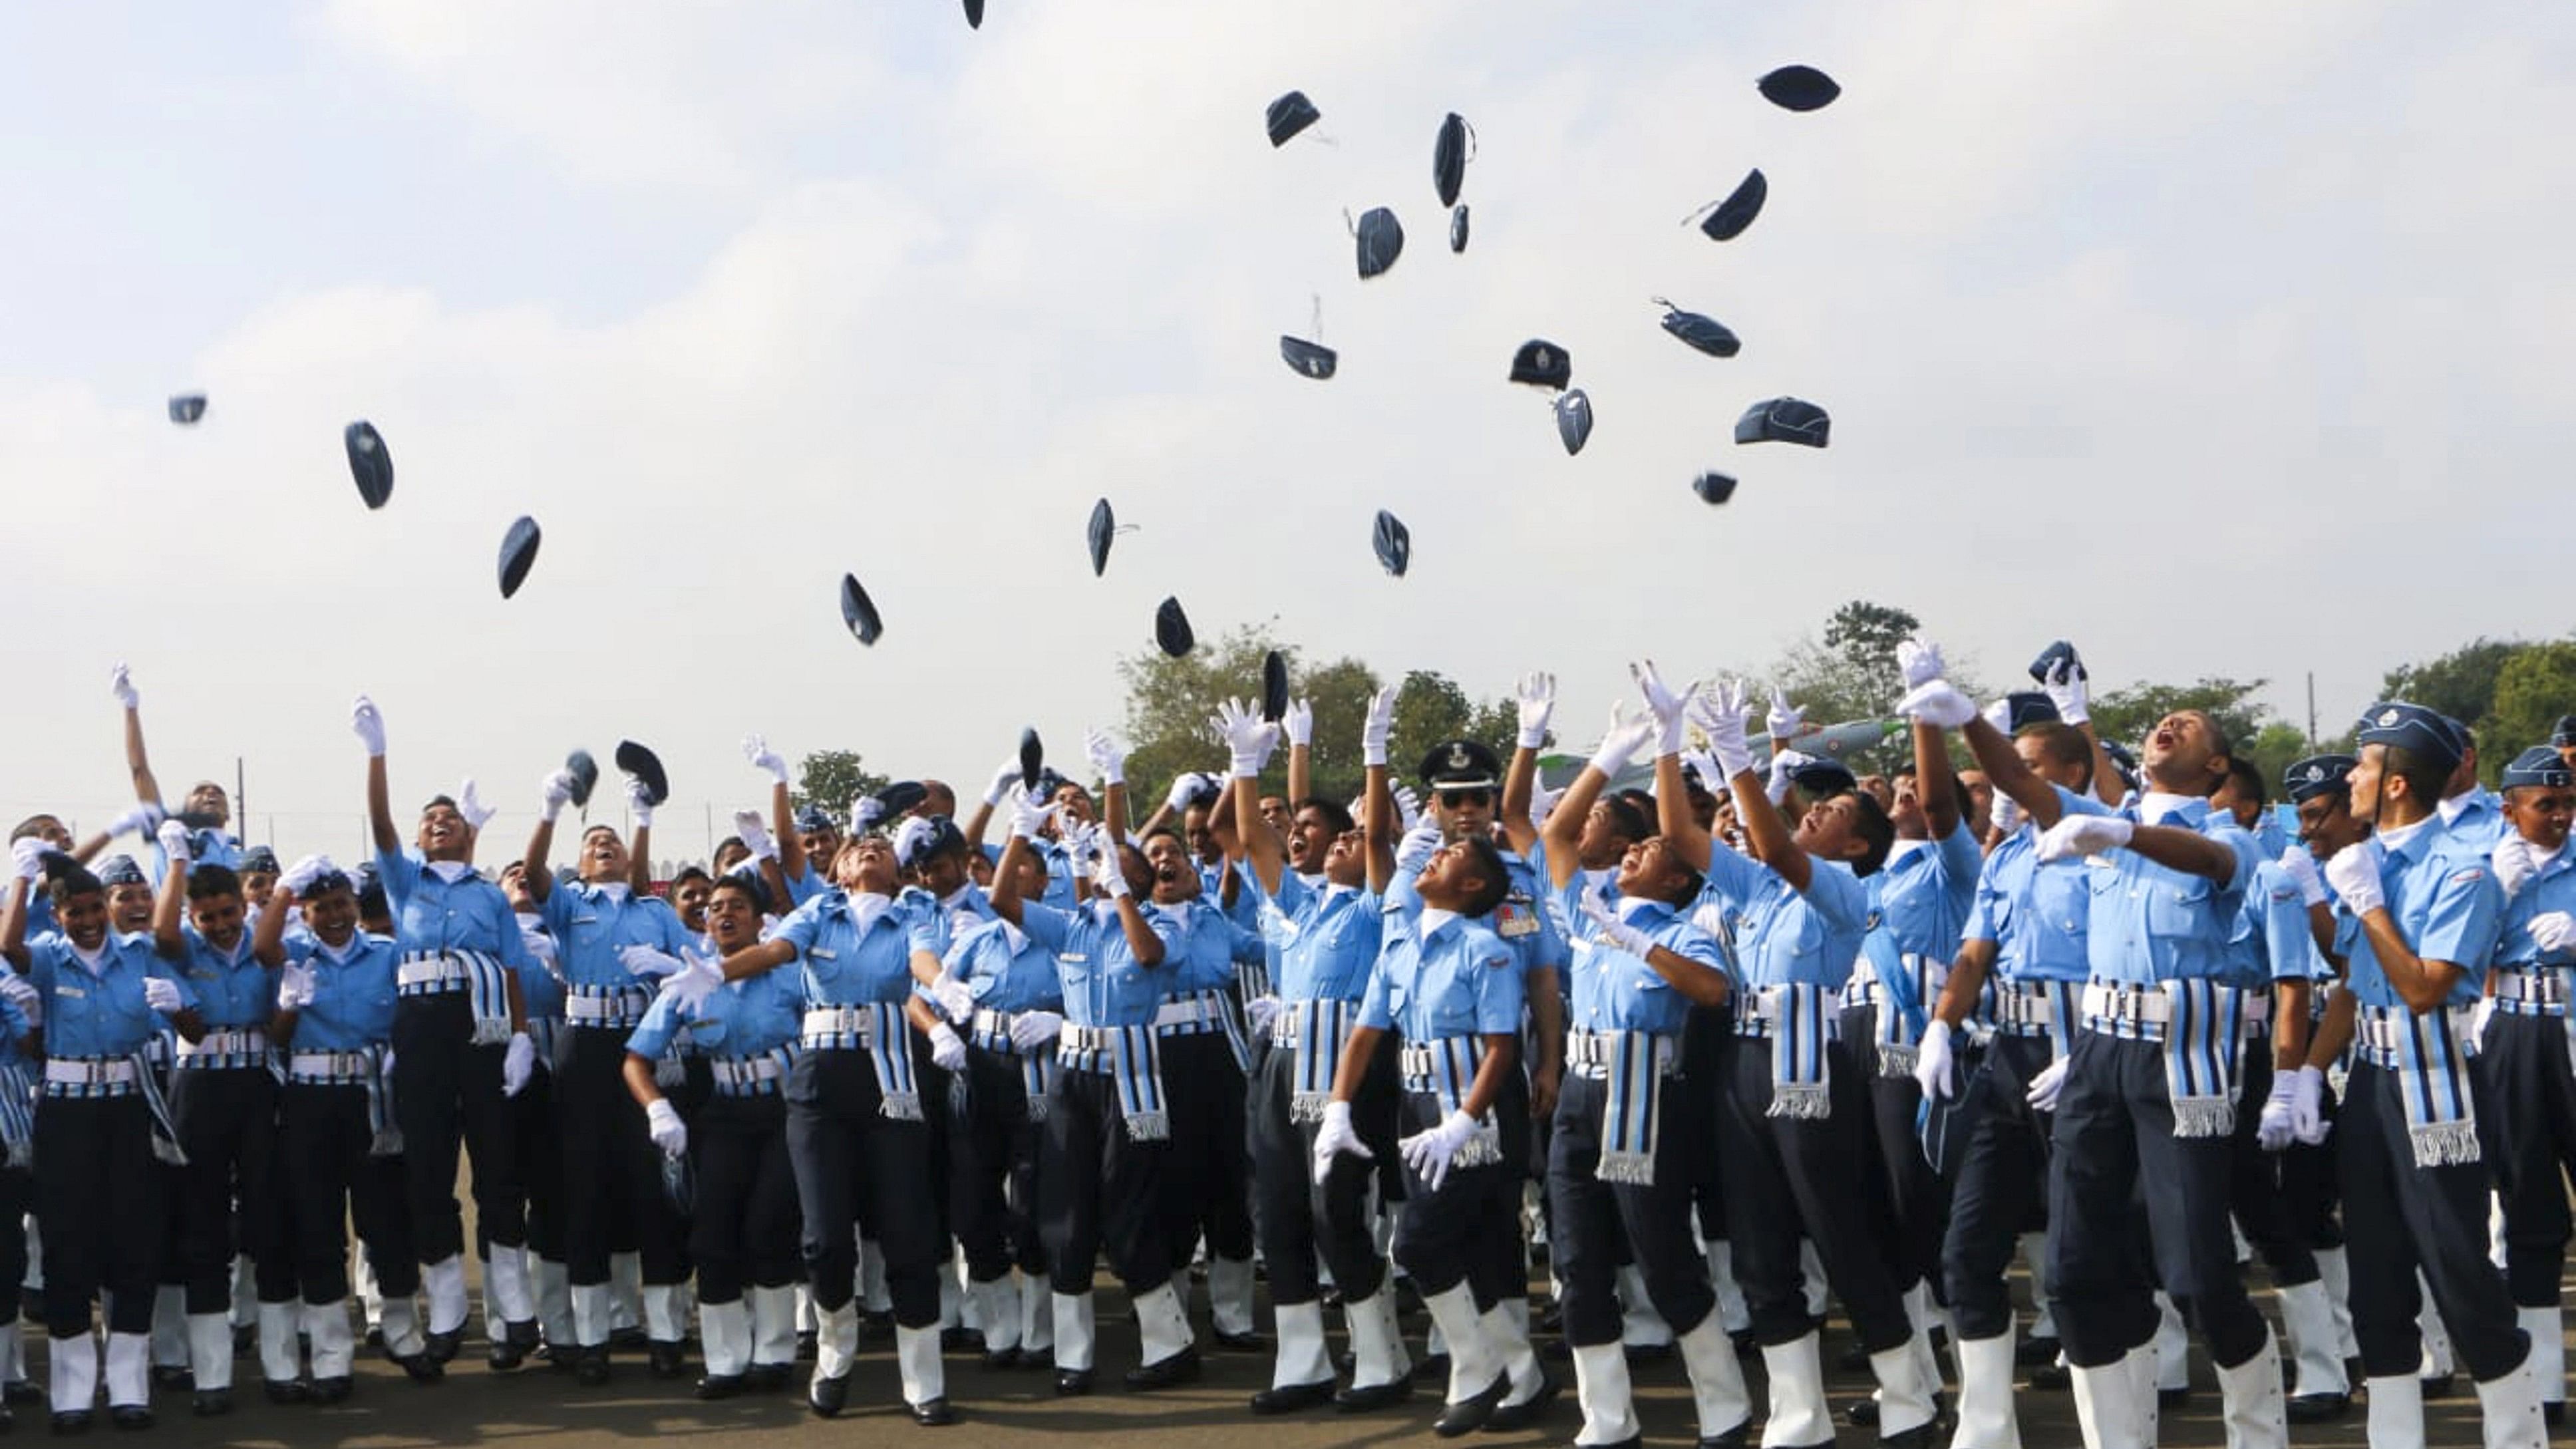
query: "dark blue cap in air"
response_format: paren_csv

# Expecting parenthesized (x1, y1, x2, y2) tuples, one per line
(1657, 300, 1740, 359)
(168, 394, 206, 425)
(1555, 390, 1593, 456)
(1280, 335, 1337, 380)
(1372, 510, 1411, 577)
(498, 516, 542, 600)
(1433, 112, 1472, 207)
(1355, 207, 1404, 280)
(345, 421, 393, 510)
(1510, 340, 1571, 391)
(1265, 90, 1319, 147)
(1693, 170, 1767, 242)
(1734, 397, 1830, 447)
(840, 573, 883, 645)
(1758, 65, 1841, 112)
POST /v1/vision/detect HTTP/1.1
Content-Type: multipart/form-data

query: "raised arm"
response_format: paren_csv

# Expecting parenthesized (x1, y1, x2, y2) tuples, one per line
(1688, 680, 1811, 890)
(252, 879, 297, 968)
(1500, 672, 1555, 856)
(1913, 715, 1963, 840)
(1359, 689, 1398, 894)
(151, 825, 191, 959)
(623, 778, 657, 894)
(524, 767, 571, 907)
(2032, 649, 2126, 808)
(353, 695, 399, 856)
(112, 663, 164, 810)
(1086, 729, 1132, 848)
(1283, 699, 1313, 810)
(1541, 693, 1657, 893)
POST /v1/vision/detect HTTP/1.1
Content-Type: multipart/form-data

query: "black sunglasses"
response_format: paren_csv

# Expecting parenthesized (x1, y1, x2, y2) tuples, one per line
(1436, 788, 1492, 808)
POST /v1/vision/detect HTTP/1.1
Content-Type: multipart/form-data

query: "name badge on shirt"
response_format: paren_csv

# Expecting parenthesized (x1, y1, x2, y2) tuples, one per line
(56, 987, 84, 999)
(808, 948, 837, 961)
(1495, 897, 1537, 939)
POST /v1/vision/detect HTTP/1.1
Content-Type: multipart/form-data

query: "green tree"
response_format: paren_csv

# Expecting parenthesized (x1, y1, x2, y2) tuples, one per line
(1822, 600, 1921, 703)
(2243, 723, 2310, 800)
(1115, 623, 1382, 815)
(2088, 677, 2272, 759)
(2378, 637, 2528, 734)
(2484, 641, 2576, 771)
(792, 749, 888, 816)
(1382, 670, 1523, 801)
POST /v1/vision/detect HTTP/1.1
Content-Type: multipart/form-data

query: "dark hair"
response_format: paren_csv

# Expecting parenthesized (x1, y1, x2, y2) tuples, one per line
(1291, 797, 1356, 835)
(2221, 756, 2267, 806)
(669, 865, 715, 890)
(185, 865, 242, 901)
(48, 868, 103, 905)
(1838, 790, 1897, 878)
(1138, 824, 1185, 852)
(2380, 745, 2450, 812)
(1607, 792, 1656, 841)
(2016, 722, 2096, 787)
(420, 794, 459, 816)
(711, 870, 773, 915)
(1452, 836, 1513, 918)
(8, 817, 57, 844)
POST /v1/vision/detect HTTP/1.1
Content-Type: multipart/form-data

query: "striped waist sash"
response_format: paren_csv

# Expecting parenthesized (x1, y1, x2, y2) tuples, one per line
(2082, 978, 2241, 1138)
(285, 1046, 401, 1154)
(1568, 1028, 1679, 1185)
(2357, 1003, 2481, 1167)
(709, 1046, 792, 1098)
(1395, 1037, 1501, 1170)
(397, 951, 514, 1044)
(1284, 998, 1358, 1124)
(800, 1003, 922, 1122)
(1871, 952, 1949, 1077)
(564, 985, 652, 1029)
(174, 1027, 270, 1069)
(1154, 989, 1250, 1072)
(965, 1009, 1058, 1122)
(1735, 983, 1836, 1120)
(1056, 1023, 1167, 1142)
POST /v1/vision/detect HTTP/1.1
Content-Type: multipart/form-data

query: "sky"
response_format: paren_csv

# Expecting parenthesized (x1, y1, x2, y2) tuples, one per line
(3, 1, 2571, 866)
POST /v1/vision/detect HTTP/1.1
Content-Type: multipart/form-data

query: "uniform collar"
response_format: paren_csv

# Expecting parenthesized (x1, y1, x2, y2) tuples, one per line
(2440, 789, 2493, 826)
(1416, 907, 1462, 947)
(1618, 895, 1673, 927)
(2376, 816, 2436, 862)
(2137, 792, 2203, 828)
(1883, 839, 1928, 872)
(829, 889, 898, 935)
(424, 860, 476, 884)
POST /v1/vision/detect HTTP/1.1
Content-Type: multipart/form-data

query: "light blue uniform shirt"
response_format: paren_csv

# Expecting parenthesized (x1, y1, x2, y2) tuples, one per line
(1873, 822, 1983, 962)
(512, 913, 565, 1021)
(2496, 842, 2576, 969)
(2060, 794, 2257, 986)
(772, 891, 917, 1009)
(1015, 900, 1184, 1028)
(1555, 884, 1718, 1037)
(1149, 899, 1262, 994)
(940, 919, 1066, 1016)
(2439, 790, 2507, 852)
(626, 969, 805, 1062)
(1695, 844, 1871, 991)
(2334, 819, 2501, 1012)
(150, 826, 245, 884)
(172, 925, 277, 1029)
(2231, 860, 2323, 989)
(903, 884, 997, 965)
(1249, 874, 1382, 1003)
(27, 934, 194, 1058)
(280, 933, 401, 1050)
(374, 849, 532, 970)
(1358, 901, 1524, 1040)
(540, 880, 691, 993)
(1962, 824, 2089, 983)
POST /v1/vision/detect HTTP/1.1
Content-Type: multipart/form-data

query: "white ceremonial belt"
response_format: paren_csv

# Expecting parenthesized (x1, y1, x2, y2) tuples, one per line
(1152, 991, 1229, 1035)
(174, 1029, 269, 1065)
(709, 1055, 786, 1093)
(800, 1007, 881, 1047)
(2493, 968, 2571, 1015)
(287, 1050, 375, 1084)
(395, 955, 470, 991)
(2082, 981, 2174, 1027)
(43, 1058, 138, 1088)
(1566, 1028, 1681, 1080)
(565, 987, 651, 1027)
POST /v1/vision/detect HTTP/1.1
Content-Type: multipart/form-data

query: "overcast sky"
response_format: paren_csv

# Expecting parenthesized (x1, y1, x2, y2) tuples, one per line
(4, 1, 2569, 864)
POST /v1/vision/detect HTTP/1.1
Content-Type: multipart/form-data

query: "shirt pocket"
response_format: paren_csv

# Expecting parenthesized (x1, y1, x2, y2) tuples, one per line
(2143, 876, 2214, 942)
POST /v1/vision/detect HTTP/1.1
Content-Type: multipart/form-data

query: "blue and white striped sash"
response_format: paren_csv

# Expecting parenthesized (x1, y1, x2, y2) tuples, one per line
(1154, 989, 1250, 1073)
(0, 1062, 33, 1168)
(398, 951, 516, 1045)
(1570, 1029, 1677, 1185)
(799, 1003, 922, 1122)
(2082, 978, 2241, 1136)
(1396, 1037, 1500, 1169)
(708, 1045, 793, 1098)
(134, 1046, 186, 1165)
(1058, 1024, 1167, 1141)
(1865, 936, 1939, 1078)
(1737, 983, 1836, 1120)
(1287, 998, 1357, 1124)
(2359, 1003, 2481, 1167)
(965, 1011, 1057, 1123)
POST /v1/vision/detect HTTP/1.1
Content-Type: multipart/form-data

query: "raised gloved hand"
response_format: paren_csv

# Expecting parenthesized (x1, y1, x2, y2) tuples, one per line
(1005, 785, 1056, 845)
(143, 976, 184, 1014)
(2042, 655, 2091, 727)
(1897, 680, 1979, 730)
(1058, 823, 1100, 882)
(1896, 639, 1946, 691)
(1528, 779, 1563, 832)
(1311, 1099, 1374, 1186)
(155, 818, 193, 867)
(1981, 697, 2015, 735)
(2036, 814, 2134, 863)
(1515, 671, 1557, 751)
(1764, 686, 1806, 742)
(279, 853, 332, 896)
(1165, 769, 1215, 813)
(618, 945, 683, 980)
(2530, 911, 2576, 955)
(927, 1022, 969, 1072)
(1766, 748, 1818, 807)
(1213, 697, 1279, 778)
(539, 768, 577, 822)
(1283, 698, 1315, 748)
(10, 840, 48, 884)
(1991, 792, 2026, 835)
(661, 949, 724, 1011)
(1, 973, 44, 1029)
(1578, 887, 1653, 959)
(1007, 1009, 1064, 1052)
(2288, 1064, 2329, 1145)
(502, 1031, 537, 1096)
(848, 792, 885, 836)
(351, 695, 387, 757)
(2024, 1058, 2068, 1113)
(110, 662, 140, 711)
(1090, 844, 1132, 900)
(734, 810, 778, 863)
(742, 734, 790, 786)
(1586, 705, 1659, 782)
(645, 1098, 689, 1156)
(1394, 818, 1444, 875)
(1084, 728, 1126, 788)
(2277, 847, 2327, 907)
(1244, 995, 1284, 1035)
(1399, 1108, 1483, 1192)
(1913, 1019, 1957, 1101)
(456, 778, 498, 834)
(1361, 687, 1396, 768)
(2324, 843, 2385, 916)
(2492, 837, 2538, 901)
(982, 755, 1023, 808)
(931, 975, 977, 1024)
(2256, 1070, 2299, 1152)
(106, 804, 164, 840)
(625, 778, 654, 829)
(1631, 660, 1695, 754)
(1687, 680, 1757, 780)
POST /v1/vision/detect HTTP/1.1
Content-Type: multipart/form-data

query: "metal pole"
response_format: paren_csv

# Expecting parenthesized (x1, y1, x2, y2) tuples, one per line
(236, 756, 247, 842)
(2305, 672, 2317, 748)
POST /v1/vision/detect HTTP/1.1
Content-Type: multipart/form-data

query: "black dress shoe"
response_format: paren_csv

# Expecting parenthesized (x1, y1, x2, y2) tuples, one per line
(190, 1389, 232, 1418)
(939, 1327, 983, 1355)
(1481, 1371, 1560, 1432)
(422, 1329, 460, 1365)
(1123, 1347, 1202, 1391)
(2028, 1363, 2070, 1390)
(2421, 1370, 2458, 1399)
(2287, 1390, 2350, 1424)
(2016, 1335, 2062, 1367)
(1211, 1329, 1265, 1353)
(1697, 1417, 1752, 1449)
(609, 1327, 648, 1352)
(981, 1347, 1022, 1371)
(1432, 1373, 1509, 1437)
(106, 1407, 152, 1432)
(1836, 1341, 1871, 1372)
(395, 1353, 444, 1385)
(4, 1380, 41, 1406)
(148, 1367, 190, 1393)
(2157, 1386, 2191, 1408)
(308, 1376, 353, 1405)
(1054, 1368, 1094, 1396)
(261, 1379, 306, 1405)
(47, 1410, 90, 1436)
(744, 1363, 790, 1392)
(572, 1349, 609, 1386)
(1249, 1378, 1335, 1414)
(488, 1320, 539, 1371)
(1623, 1341, 1675, 1365)
(694, 1373, 743, 1401)
(1846, 1398, 1881, 1428)
(1335, 1377, 1414, 1412)
(1412, 1353, 1451, 1384)
(808, 1371, 851, 1419)
(907, 1397, 957, 1427)
(647, 1341, 685, 1380)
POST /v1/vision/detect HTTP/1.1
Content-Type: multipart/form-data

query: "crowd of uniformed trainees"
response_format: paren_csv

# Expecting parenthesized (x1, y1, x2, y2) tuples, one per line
(2, 649, 2573, 1449)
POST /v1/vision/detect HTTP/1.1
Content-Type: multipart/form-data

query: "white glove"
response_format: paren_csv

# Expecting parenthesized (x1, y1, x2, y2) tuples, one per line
(850, 793, 886, 836)
(2289, 1064, 2329, 1144)
(110, 662, 140, 711)
(351, 694, 387, 757)
(1578, 887, 1653, 959)
(1586, 705, 1658, 782)
(502, 1031, 536, 1096)
(1391, 783, 1425, 833)
(1765, 686, 1806, 742)
(274, 963, 317, 1012)
(1007, 1010, 1064, 1052)
(279, 853, 331, 896)
(2472, 995, 2497, 1053)
(1766, 748, 1818, 807)
(931, 975, 976, 1023)
(2492, 838, 2539, 901)
(1981, 697, 2014, 734)
(1361, 687, 1396, 768)
(1283, 698, 1315, 748)
(1895, 639, 1946, 691)
(1514, 672, 1557, 750)
(2024, 1058, 2068, 1113)
(2036, 814, 2134, 862)
(1090, 844, 1132, 899)
(10, 840, 47, 884)
(1632, 659, 1696, 754)
(983, 756, 1023, 808)
(1528, 779, 1563, 832)
(143, 976, 184, 1014)
(1244, 995, 1284, 1035)
(1007, 786, 1058, 844)
(645, 1099, 689, 1156)
(734, 810, 778, 863)
(2531, 911, 2576, 955)
(742, 734, 790, 786)
(1687, 679, 1757, 780)
(155, 818, 193, 866)
(1, 973, 43, 1029)
(623, 777, 655, 828)
(618, 944, 684, 980)
(106, 804, 164, 840)
(1399, 1108, 1482, 1192)
(519, 923, 558, 971)
(1084, 728, 1126, 787)
(1312, 1098, 1374, 1186)
(927, 1022, 969, 1072)
(1394, 818, 1444, 874)
(2277, 847, 2326, 907)
(539, 768, 576, 822)
(2256, 1071, 2297, 1152)
(1897, 680, 1979, 730)
(2043, 655, 2091, 727)
(1991, 792, 2025, 835)
(1211, 698, 1279, 778)
(454, 778, 496, 834)
(2324, 842, 2385, 917)
(1164, 770, 1211, 812)
(661, 949, 724, 1011)
(1059, 823, 1099, 882)
(1913, 1019, 1957, 1100)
